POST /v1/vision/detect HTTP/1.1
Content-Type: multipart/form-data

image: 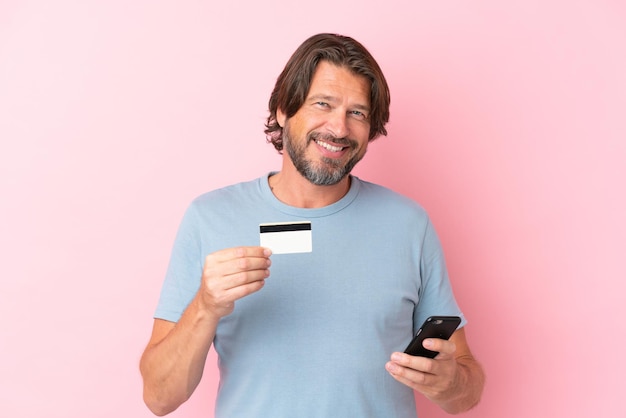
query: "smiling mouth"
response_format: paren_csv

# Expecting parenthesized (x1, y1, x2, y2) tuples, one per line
(315, 139, 345, 152)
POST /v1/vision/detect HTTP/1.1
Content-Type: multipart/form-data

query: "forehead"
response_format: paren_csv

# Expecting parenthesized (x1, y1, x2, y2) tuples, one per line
(307, 61, 371, 106)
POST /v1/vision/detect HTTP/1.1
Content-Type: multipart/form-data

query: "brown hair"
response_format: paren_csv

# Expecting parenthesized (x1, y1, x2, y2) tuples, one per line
(265, 33, 391, 152)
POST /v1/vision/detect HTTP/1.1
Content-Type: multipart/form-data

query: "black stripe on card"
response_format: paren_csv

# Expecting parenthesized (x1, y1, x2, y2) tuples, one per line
(260, 222, 311, 233)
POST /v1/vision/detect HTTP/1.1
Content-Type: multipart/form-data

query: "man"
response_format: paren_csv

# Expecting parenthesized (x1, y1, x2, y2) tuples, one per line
(140, 33, 484, 417)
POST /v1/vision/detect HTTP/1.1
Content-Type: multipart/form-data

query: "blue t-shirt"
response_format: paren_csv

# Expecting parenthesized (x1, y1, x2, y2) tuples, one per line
(155, 174, 465, 418)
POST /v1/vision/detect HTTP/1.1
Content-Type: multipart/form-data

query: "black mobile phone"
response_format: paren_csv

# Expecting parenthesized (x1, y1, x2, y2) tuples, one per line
(404, 316, 461, 358)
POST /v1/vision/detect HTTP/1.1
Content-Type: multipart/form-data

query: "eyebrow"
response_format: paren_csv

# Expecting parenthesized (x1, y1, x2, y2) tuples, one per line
(308, 94, 371, 113)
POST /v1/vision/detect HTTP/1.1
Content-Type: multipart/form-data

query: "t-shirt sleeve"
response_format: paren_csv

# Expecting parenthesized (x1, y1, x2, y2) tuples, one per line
(154, 202, 204, 323)
(413, 217, 467, 334)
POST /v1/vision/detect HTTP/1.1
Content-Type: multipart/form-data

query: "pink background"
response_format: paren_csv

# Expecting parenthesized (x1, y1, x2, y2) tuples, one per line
(1, 1, 625, 417)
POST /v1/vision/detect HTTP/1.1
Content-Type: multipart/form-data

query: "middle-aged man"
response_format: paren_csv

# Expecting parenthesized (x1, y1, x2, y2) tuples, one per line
(140, 33, 485, 417)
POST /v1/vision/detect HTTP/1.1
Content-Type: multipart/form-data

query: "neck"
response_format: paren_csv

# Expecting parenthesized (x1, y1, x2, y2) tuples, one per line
(268, 167, 351, 209)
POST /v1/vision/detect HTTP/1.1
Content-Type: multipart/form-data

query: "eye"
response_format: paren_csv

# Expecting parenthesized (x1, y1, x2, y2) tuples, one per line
(349, 110, 368, 120)
(315, 101, 330, 108)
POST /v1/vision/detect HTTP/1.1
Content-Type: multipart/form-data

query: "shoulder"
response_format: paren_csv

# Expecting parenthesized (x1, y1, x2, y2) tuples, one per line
(354, 177, 428, 218)
(189, 177, 262, 210)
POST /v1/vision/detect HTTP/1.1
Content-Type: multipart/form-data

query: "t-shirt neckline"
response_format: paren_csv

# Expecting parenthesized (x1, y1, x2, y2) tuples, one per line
(260, 172, 361, 218)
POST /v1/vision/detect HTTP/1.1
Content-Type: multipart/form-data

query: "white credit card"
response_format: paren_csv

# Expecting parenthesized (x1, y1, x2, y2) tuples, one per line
(259, 221, 312, 254)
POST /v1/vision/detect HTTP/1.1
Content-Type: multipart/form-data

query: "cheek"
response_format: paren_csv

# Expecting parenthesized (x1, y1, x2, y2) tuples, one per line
(357, 141, 369, 157)
(349, 122, 371, 143)
(287, 113, 316, 138)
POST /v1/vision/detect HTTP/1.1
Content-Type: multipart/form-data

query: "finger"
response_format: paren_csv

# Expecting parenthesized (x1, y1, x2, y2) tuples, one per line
(221, 276, 268, 300)
(423, 338, 457, 358)
(227, 253, 272, 274)
(390, 352, 433, 372)
(210, 246, 272, 263)
(201, 261, 270, 298)
(386, 360, 430, 387)
(222, 266, 271, 290)
(204, 247, 272, 283)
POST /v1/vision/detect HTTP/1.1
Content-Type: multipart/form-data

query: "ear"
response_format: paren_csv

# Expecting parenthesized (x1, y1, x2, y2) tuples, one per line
(276, 108, 287, 128)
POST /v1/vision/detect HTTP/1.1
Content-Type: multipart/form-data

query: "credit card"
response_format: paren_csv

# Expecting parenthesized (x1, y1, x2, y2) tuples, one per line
(259, 221, 312, 254)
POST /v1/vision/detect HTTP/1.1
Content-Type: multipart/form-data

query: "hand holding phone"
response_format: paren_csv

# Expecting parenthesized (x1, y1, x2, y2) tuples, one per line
(404, 316, 461, 358)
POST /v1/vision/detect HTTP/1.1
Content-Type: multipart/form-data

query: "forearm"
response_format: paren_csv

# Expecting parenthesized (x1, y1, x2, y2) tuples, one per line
(434, 355, 485, 414)
(140, 295, 219, 416)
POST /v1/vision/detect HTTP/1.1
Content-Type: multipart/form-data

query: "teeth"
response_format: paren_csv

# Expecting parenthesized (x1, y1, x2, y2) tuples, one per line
(316, 140, 344, 152)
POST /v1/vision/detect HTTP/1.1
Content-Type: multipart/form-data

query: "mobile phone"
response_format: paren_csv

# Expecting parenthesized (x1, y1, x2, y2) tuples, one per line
(404, 316, 461, 358)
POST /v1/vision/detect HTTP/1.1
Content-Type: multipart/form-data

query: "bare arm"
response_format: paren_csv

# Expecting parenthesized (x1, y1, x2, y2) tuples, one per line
(386, 327, 485, 414)
(139, 246, 272, 416)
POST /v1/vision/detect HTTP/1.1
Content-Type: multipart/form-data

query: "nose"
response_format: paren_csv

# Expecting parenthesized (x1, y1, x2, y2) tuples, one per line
(325, 110, 349, 139)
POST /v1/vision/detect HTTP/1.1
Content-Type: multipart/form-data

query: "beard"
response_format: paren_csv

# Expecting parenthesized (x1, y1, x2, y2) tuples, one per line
(283, 124, 366, 186)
